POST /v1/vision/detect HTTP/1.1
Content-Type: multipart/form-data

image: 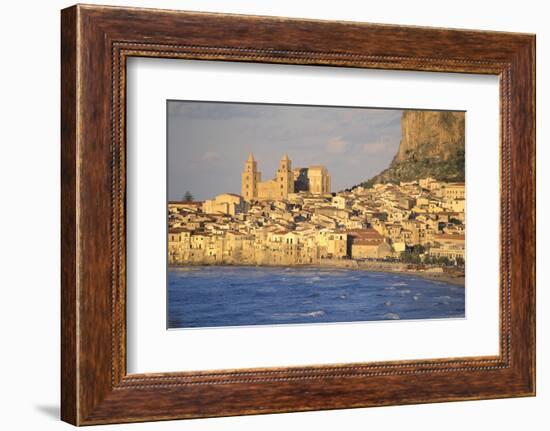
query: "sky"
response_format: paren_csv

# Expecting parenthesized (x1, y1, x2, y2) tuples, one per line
(167, 101, 402, 201)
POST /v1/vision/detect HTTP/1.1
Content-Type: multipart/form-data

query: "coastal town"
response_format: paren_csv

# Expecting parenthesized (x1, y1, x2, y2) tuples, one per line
(168, 153, 465, 272)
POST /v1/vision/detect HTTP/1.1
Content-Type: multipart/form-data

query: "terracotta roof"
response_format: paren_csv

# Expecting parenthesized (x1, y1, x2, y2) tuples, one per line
(435, 234, 465, 241)
(353, 239, 384, 246)
(218, 193, 242, 198)
(168, 201, 203, 206)
(168, 228, 191, 234)
(227, 231, 244, 236)
(346, 228, 383, 239)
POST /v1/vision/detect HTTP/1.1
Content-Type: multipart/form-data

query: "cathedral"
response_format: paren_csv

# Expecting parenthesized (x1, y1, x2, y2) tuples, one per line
(241, 153, 331, 201)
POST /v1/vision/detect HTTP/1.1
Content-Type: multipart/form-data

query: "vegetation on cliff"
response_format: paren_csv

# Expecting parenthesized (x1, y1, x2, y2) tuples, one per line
(357, 110, 465, 188)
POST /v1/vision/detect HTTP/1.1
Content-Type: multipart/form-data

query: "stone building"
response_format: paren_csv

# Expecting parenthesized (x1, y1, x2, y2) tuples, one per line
(293, 166, 331, 195)
(443, 183, 466, 200)
(428, 233, 465, 261)
(347, 228, 392, 259)
(242, 153, 330, 201)
(302, 166, 331, 194)
(202, 193, 248, 216)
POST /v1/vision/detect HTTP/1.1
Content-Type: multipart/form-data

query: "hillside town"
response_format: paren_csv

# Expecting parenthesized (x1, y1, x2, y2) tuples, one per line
(168, 154, 465, 269)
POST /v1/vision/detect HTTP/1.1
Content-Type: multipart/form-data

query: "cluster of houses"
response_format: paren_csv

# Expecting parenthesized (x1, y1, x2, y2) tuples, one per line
(168, 177, 465, 267)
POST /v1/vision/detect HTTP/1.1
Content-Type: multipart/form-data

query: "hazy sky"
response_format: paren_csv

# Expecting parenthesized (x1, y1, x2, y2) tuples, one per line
(168, 101, 402, 201)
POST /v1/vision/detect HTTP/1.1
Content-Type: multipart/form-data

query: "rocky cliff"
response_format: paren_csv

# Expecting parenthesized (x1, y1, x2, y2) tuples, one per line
(360, 110, 465, 187)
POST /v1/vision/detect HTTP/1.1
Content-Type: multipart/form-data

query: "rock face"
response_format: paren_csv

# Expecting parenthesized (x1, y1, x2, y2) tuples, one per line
(362, 110, 465, 186)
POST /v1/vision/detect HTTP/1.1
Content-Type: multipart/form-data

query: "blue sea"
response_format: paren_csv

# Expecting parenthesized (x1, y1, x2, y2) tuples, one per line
(167, 266, 465, 329)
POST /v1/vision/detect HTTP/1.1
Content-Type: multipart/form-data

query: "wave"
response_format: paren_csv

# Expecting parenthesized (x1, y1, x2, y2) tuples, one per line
(304, 310, 325, 317)
(383, 312, 401, 320)
(272, 310, 326, 319)
(305, 276, 322, 284)
(391, 282, 409, 287)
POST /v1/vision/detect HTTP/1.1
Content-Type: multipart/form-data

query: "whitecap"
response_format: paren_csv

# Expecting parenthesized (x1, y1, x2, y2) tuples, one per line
(383, 312, 401, 320)
(305, 276, 322, 284)
(304, 310, 325, 317)
(271, 310, 326, 319)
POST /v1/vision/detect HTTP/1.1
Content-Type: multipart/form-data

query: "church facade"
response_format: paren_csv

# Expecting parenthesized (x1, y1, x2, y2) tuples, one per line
(241, 153, 330, 201)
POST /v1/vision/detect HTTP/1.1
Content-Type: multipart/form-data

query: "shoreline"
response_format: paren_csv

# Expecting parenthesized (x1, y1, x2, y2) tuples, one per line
(168, 262, 465, 287)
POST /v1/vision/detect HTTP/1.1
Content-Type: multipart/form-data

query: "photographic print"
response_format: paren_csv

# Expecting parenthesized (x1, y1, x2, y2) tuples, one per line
(167, 101, 466, 329)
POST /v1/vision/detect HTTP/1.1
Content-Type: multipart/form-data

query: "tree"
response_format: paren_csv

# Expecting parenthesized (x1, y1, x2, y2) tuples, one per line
(400, 249, 421, 264)
(423, 254, 434, 264)
(183, 191, 194, 202)
(439, 256, 451, 266)
(411, 244, 426, 254)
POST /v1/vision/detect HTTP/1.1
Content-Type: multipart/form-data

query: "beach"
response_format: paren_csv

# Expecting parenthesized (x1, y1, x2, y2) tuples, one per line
(170, 261, 465, 287)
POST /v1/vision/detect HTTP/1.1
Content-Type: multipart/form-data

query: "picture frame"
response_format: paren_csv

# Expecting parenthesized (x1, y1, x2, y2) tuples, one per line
(61, 4, 535, 425)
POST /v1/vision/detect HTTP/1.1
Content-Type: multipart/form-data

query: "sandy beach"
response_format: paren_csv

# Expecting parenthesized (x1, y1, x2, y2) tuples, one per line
(170, 261, 465, 287)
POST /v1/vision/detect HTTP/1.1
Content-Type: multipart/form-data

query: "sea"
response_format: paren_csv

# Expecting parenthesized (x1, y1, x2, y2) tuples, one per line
(167, 266, 465, 329)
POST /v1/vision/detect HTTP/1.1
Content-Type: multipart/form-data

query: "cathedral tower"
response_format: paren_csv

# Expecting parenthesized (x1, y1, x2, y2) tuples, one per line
(277, 153, 294, 199)
(241, 153, 260, 201)
(242, 153, 327, 201)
